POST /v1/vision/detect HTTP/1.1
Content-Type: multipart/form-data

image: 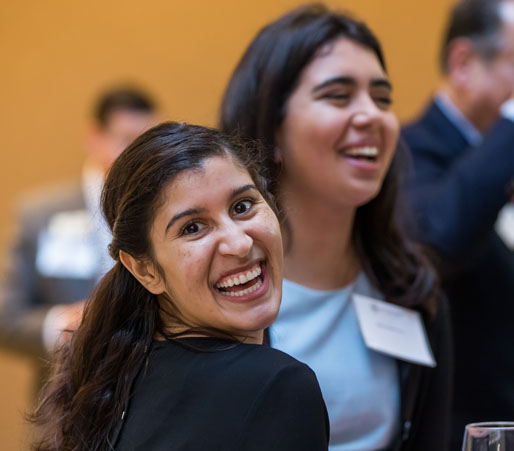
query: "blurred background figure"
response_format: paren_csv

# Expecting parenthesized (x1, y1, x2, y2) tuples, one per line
(401, 0, 514, 448)
(496, 198, 514, 249)
(0, 86, 158, 393)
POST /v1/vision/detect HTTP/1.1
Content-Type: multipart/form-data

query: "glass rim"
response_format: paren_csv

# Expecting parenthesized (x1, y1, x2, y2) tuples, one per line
(466, 421, 514, 430)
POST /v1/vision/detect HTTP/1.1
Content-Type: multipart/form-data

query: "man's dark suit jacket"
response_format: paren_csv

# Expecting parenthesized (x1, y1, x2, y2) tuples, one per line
(402, 100, 514, 450)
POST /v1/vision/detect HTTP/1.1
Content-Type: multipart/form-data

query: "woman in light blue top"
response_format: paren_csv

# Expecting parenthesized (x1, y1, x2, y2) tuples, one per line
(220, 4, 452, 451)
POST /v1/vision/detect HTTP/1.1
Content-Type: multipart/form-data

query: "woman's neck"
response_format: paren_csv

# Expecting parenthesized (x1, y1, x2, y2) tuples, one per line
(155, 323, 264, 345)
(280, 191, 361, 291)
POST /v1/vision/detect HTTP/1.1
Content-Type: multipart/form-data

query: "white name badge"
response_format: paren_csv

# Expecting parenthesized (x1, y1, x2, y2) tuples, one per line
(353, 293, 436, 367)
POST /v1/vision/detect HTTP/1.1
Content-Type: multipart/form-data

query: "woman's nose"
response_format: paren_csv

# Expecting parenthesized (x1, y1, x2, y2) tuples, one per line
(351, 94, 382, 127)
(217, 221, 253, 257)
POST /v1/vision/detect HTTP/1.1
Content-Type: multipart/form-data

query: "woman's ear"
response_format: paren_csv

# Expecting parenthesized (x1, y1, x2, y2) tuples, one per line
(273, 146, 282, 163)
(274, 127, 284, 163)
(119, 250, 165, 295)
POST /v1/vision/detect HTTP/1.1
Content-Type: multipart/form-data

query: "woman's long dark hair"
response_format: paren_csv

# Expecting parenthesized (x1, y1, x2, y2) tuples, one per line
(220, 3, 439, 316)
(30, 122, 273, 451)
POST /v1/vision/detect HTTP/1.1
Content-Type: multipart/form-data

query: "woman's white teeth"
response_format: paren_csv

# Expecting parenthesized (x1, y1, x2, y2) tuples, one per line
(345, 146, 378, 157)
(224, 278, 263, 297)
(216, 265, 262, 289)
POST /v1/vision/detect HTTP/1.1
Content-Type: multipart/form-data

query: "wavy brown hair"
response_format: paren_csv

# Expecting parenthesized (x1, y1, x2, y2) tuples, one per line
(30, 122, 275, 451)
(220, 3, 439, 316)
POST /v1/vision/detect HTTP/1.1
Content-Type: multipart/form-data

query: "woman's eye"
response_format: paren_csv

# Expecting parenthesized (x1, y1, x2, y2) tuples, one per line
(324, 93, 350, 101)
(181, 222, 204, 236)
(375, 97, 392, 108)
(233, 199, 254, 215)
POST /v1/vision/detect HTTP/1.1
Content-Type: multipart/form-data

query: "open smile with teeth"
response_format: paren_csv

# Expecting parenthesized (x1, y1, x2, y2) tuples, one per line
(215, 263, 263, 297)
(344, 146, 379, 161)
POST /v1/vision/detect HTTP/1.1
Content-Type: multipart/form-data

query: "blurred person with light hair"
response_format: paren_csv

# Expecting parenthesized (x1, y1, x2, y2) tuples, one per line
(0, 85, 158, 391)
(402, 0, 514, 447)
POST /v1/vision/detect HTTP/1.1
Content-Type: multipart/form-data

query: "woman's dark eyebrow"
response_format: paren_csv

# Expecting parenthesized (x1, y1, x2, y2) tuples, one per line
(312, 76, 393, 93)
(231, 184, 258, 198)
(312, 76, 355, 93)
(165, 208, 206, 235)
(370, 78, 393, 91)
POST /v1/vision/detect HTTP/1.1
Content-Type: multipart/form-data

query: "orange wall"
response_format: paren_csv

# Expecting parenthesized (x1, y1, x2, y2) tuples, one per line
(0, 1, 454, 449)
(0, 0, 453, 218)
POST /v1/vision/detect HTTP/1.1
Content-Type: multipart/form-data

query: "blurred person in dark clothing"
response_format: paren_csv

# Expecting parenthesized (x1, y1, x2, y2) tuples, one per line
(401, 0, 514, 448)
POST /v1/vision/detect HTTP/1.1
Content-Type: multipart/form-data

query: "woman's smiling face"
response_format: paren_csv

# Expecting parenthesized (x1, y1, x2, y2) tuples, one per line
(276, 37, 400, 209)
(145, 155, 283, 344)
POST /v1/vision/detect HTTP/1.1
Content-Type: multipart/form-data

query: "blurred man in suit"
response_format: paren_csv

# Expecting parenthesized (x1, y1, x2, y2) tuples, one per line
(0, 86, 157, 389)
(401, 0, 514, 448)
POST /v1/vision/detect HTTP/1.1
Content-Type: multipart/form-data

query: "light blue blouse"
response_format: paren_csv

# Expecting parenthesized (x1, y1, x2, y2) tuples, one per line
(270, 273, 400, 450)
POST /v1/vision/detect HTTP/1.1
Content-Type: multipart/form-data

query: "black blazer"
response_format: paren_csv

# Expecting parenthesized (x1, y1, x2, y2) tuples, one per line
(402, 100, 514, 450)
(113, 338, 330, 451)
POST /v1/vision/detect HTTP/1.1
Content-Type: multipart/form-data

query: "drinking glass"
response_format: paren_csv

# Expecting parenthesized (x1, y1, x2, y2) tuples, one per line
(462, 422, 514, 450)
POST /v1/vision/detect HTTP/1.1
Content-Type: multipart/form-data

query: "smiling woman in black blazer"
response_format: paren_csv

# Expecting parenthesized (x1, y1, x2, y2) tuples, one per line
(31, 122, 329, 451)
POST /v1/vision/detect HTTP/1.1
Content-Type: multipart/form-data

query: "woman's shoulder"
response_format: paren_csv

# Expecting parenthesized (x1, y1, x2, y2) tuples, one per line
(234, 345, 330, 450)
(239, 341, 309, 365)
(136, 338, 325, 426)
(240, 342, 318, 381)
(150, 337, 315, 382)
(118, 339, 328, 450)
(212, 339, 319, 384)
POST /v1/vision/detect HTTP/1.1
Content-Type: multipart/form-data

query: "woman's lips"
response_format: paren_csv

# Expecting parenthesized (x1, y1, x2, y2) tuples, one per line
(215, 261, 262, 288)
(343, 145, 379, 159)
(339, 146, 382, 172)
(215, 262, 269, 303)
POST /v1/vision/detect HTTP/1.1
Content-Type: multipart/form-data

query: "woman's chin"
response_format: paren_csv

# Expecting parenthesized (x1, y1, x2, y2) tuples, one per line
(349, 184, 384, 207)
(235, 305, 280, 338)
